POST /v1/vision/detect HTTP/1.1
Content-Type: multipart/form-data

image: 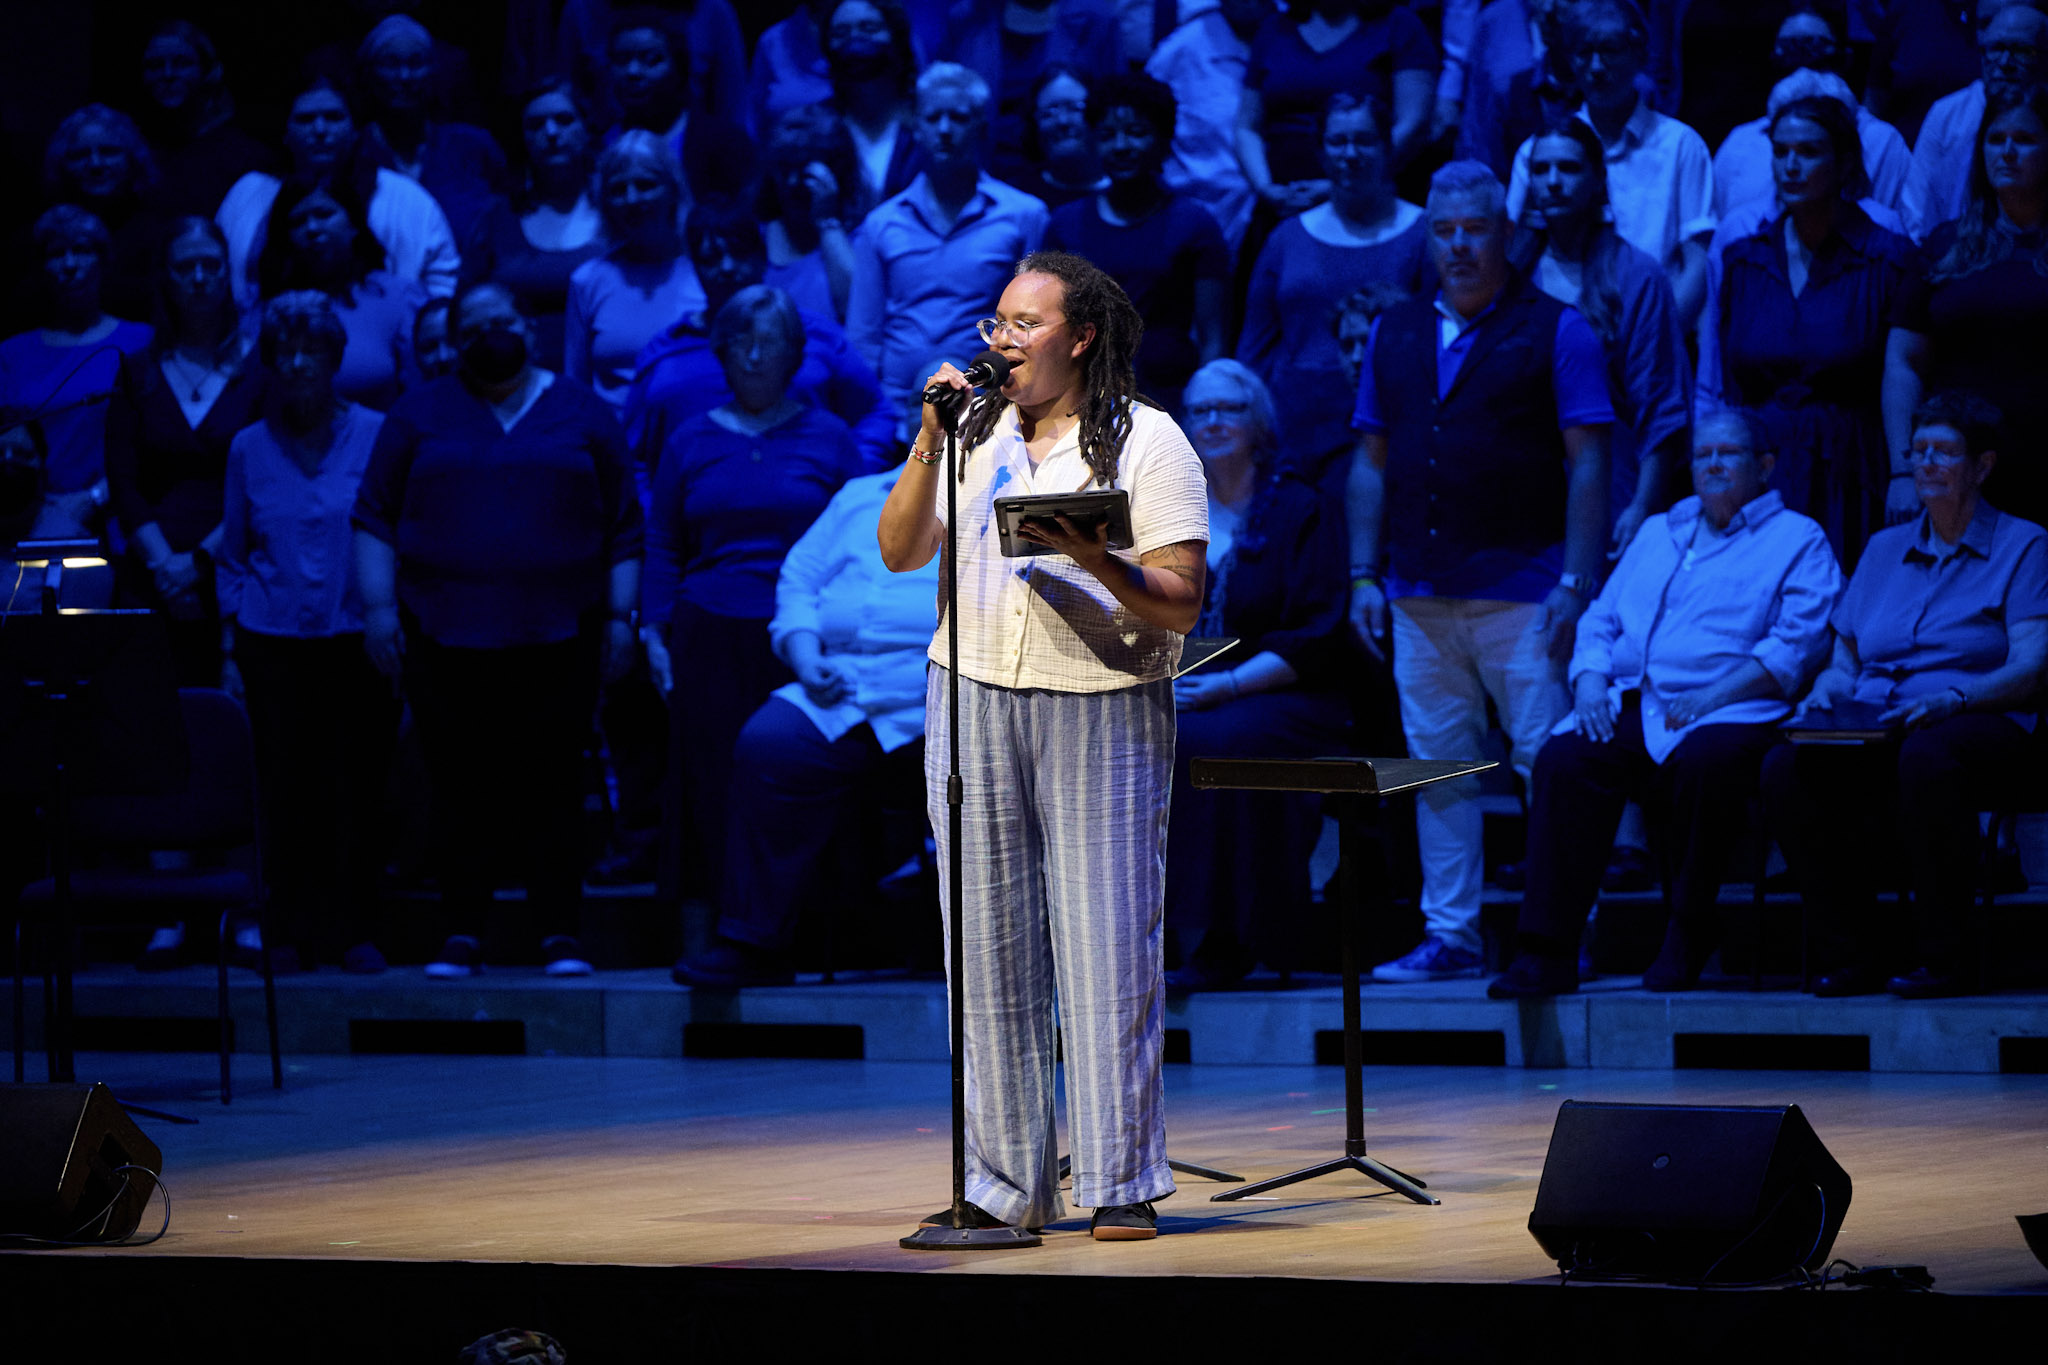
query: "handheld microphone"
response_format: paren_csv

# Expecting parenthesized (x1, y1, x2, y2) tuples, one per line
(922, 349, 1014, 405)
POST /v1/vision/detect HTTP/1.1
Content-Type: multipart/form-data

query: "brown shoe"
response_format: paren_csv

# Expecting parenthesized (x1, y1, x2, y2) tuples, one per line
(1090, 1201, 1158, 1241)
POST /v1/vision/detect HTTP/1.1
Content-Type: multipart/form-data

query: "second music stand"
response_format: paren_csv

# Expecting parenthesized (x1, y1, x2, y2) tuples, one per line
(1190, 756, 1493, 1207)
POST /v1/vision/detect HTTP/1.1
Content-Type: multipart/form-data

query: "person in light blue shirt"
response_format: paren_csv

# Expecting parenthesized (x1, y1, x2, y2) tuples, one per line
(1488, 407, 1841, 999)
(845, 62, 1049, 442)
(216, 291, 398, 975)
(1764, 389, 2048, 999)
(673, 467, 938, 988)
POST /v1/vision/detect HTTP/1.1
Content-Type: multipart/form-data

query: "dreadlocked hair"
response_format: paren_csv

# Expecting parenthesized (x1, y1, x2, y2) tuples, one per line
(953, 250, 1147, 486)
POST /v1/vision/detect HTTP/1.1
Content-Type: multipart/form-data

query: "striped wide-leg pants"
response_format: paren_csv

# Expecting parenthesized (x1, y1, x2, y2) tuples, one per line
(924, 667, 1178, 1229)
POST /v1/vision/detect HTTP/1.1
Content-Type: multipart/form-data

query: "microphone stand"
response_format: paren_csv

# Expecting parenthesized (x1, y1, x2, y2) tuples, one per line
(901, 388, 1040, 1251)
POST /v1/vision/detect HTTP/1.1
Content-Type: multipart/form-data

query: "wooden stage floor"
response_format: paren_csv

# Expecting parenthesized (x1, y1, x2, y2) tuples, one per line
(25, 1051, 2048, 1296)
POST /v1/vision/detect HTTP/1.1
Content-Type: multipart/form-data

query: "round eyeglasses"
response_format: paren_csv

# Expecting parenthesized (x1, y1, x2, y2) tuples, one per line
(977, 317, 1051, 346)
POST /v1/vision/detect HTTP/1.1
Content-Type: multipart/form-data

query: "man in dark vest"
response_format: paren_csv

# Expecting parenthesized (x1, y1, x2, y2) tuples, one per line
(1346, 160, 1613, 982)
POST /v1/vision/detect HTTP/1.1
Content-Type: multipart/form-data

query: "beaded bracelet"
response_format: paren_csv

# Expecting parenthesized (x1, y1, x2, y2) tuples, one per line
(909, 446, 941, 467)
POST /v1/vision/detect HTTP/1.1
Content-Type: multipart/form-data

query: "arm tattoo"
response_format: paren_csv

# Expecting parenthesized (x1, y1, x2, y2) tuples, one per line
(1140, 540, 1204, 588)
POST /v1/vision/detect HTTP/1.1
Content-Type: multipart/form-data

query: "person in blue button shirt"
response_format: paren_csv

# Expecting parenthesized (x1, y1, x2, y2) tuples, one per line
(846, 61, 1049, 442)
(1764, 390, 2048, 999)
(1347, 160, 1614, 983)
(1487, 408, 1842, 999)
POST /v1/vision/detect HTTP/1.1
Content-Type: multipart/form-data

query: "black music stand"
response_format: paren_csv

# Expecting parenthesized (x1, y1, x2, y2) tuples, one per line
(0, 592, 185, 1089)
(1191, 756, 1494, 1206)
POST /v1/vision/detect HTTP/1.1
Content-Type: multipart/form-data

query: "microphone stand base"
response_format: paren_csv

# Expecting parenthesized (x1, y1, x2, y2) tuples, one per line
(900, 1222, 1044, 1251)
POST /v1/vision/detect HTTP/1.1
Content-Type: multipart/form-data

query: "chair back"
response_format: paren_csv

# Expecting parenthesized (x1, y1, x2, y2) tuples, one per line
(72, 688, 258, 853)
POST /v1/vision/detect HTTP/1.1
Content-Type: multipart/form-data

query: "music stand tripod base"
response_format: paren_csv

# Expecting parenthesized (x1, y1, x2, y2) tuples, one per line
(1190, 756, 1495, 1210)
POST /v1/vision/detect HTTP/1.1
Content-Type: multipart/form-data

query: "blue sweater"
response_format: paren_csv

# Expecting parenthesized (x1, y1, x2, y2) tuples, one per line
(642, 404, 863, 624)
(352, 375, 642, 648)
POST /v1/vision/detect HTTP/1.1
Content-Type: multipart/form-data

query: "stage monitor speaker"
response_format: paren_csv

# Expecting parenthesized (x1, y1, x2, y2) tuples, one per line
(0, 1082, 163, 1241)
(1528, 1100, 1851, 1283)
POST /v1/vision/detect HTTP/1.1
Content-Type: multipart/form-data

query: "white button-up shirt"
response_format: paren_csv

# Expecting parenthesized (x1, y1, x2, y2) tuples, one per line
(1563, 490, 1843, 762)
(1901, 78, 1983, 242)
(1508, 99, 1717, 270)
(930, 401, 1209, 692)
(1147, 7, 1257, 250)
(769, 469, 938, 753)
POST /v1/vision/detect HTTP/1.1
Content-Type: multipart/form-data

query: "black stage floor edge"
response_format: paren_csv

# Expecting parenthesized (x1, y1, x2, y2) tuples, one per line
(8, 1252, 2037, 1364)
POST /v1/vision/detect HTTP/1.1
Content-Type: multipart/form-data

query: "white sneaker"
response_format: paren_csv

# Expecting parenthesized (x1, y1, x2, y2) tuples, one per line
(424, 934, 482, 978)
(1371, 936, 1485, 982)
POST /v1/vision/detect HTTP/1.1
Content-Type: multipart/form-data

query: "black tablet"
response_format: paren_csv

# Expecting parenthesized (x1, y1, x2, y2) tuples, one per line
(991, 489, 1134, 558)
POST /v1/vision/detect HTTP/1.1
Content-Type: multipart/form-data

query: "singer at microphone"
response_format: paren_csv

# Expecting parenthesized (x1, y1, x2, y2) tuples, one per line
(920, 351, 1012, 406)
(876, 251, 1209, 1242)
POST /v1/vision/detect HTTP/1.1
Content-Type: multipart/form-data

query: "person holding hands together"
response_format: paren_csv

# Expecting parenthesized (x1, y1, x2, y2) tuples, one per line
(1764, 391, 2048, 998)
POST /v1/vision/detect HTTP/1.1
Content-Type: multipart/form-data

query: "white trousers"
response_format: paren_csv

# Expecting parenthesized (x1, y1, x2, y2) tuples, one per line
(1390, 597, 1570, 950)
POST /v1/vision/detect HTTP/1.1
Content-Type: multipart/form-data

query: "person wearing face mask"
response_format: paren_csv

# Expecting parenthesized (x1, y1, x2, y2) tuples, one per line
(352, 282, 643, 980)
(1486, 407, 1841, 998)
(565, 131, 705, 409)
(216, 77, 460, 312)
(1887, 83, 2048, 533)
(0, 206, 153, 540)
(1764, 391, 2048, 998)
(1902, 0, 2048, 241)
(1507, 0, 1717, 329)
(354, 15, 508, 257)
(1708, 96, 1915, 569)
(104, 218, 267, 691)
(625, 205, 892, 473)
(214, 292, 397, 975)
(823, 0, 922, 207)
(1239, 94, 1433, 499)
(131, 20, 275, 224)
(753, 104, 867, 321)
(256, 177, 426, 412)
(639, 285, 863, 951)
(1709, 11, 1914, 221)
(1161, 359, 1351, 993)
(846, 63, 1049, 442)
(461, 81, 609, 373)
(1045, 73, 1230, 422)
